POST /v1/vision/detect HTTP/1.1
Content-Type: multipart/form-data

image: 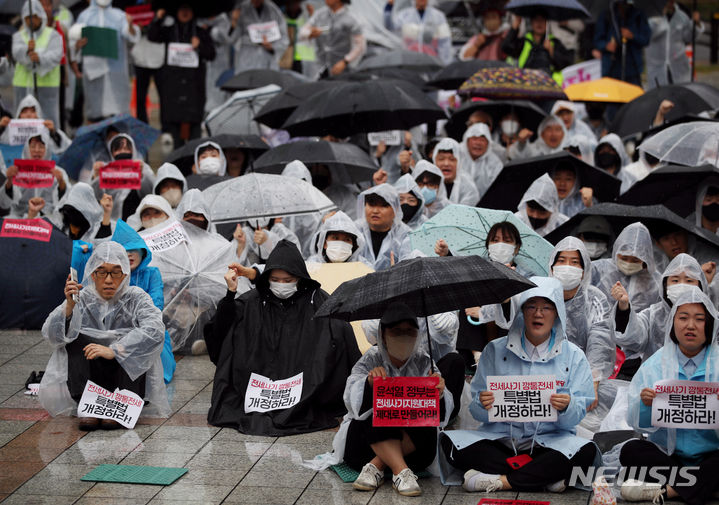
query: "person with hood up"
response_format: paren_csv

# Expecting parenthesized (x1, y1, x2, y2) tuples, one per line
(12, 0, 63, 127)
(54, 181, 104, 242)
(0, 94, 71, 154)
(692, 178, 719, 235)
(229, 0, 289, 72)
(651, 222, 718, 278)
(306, 210, 373, 266)
(412, 159, 449, 218)
(515, 173, 569, 236)
(185, 140, 228, 190)
(563, 134, 595, 165)
(72, 0, 139, 121)
(0, 129, 70, 218)
(111, 220, 176, 384)
(619, 287, 719, 505)
(175, 188, 216, 233)
(153, 162, 187, 210)
(432, 137, 480, 207)
(509, 115, 567, 160)
(281, 160, 323, 256)
(354, 183, 412, 271)
(576, 215, 613, 261)
(439, 276, 597, 494)
(592, 222, 661, 314)
(594, 133, 636, 194)
(393, 173, 426, 230)
(460, 4, 509, 61)
(204, 239, 360, 435)
(460, 123, 504, 201)
(550, 156, 596, 219)
(383, 0, 453, 65)
(90, 133, 155, 221)
(550, 101, 597, 147)
(39, 241, 169, 429)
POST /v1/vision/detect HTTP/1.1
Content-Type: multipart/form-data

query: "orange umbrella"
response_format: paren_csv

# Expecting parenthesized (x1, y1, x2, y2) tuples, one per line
(564, 77, 644, 103)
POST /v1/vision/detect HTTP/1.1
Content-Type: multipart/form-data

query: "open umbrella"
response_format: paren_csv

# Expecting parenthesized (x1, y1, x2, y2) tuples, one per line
(281, 79, 447, 138)
(478, 152, 622, 211)
(617, 164, 719, 218)
(252, 140, 377, 184)
(444, 99, 547, 140)
(506, 0, 590, 20)
(253, 81, 338, 129)
(564, 77, 644, 103)
(609, 82, 719, 139)
(459, 67, 567, 101)
(58, 114, 160, 180)
(332, 67, 430, 85)
(426, 60, 510, 90)
(638, 121, 719, 168)
(219, 69, 310, 92)
(164, 134, 269, 175)
(409, 204, 554, 276)
(357, 49, 444, 73)
(203, 173, 337, 224)
(204, 85, 281, 136)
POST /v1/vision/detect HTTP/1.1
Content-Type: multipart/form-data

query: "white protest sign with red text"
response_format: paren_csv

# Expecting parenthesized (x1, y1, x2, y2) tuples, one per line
(487, 375, 557, 422)
(373, 376, 440, 427)
(13, 159, 55, 188)
(0, 218, 53, 242)
(7, 119, 45, 145)
(244, 372, 304, 413)
(652, 379, 719, 429)
(99, 160, 142, 190)
(77, 380, 144, 429)
(139, 220, 188, 254)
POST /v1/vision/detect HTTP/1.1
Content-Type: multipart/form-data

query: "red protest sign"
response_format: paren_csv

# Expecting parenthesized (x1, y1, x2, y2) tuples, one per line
(478, 500, 551, 505)
(99, 160, 142, 190)
(126, 5, 154, 26)
(13, 159, 55, 188)
(0, 218, 53, 242)
(373, 376, 440, 427)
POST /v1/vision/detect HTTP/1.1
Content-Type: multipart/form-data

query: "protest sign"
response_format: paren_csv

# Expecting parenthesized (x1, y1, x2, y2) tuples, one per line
(7, 119, 44, 146)
(652, 379, 719, 429)
(167, 43, 199, 68)
(373, 376, 440, 427)
(126, 4, 154, 26)
(487, 375, 557, 422)
(77, 380, 144, 429)
(139, 220, 188, 254)
(82, 26, 119, 59)
(12, 159, 55, 188)
(99, 160, 142, 190)
(244, 372, 304, 413)
(0, 218, 53, 242)
(478, 499, 551, 505)
(561, 59, 602, 89)
(248, 21, 282, 44)
(367, 130, 402, 146)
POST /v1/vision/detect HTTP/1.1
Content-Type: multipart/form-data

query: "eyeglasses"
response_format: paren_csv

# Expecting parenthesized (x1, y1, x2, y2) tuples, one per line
(523, 304, 555, 314)
(94, 269, 124, 280)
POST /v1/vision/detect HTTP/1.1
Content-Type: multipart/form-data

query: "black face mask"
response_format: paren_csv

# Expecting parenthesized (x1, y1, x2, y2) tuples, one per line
(528, 216, 549, 230)
(312, 175, 330, 191)
(596, 151, 620, 170)
(400, 203, 420, 223)
(702, 203, 719, 222)
(184, 217, 208, 230)
(114, 152, 132, 160)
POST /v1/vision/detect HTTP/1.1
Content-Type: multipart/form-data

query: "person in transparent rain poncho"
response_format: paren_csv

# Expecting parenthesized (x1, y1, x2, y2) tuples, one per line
(459, 123, 504, 201)
(551, 140, 598, 219)
(431, 137, 479, 207)
(438, 277, 598, 494)
(306, 210, 373, 266)
(594, 133, 637, 194)
(153, 162, 187, 210)
(39, 241, 169, 430)
(412, 159, 449, 219)
(550, 101, 597, 147)
(393, 173, 426, 230)
(53, 181, 104, 242)
(307, 302, 453, 497)
(592, 222, 662, 314)
(515, 173, 569, 237)
(0, 94, 71, 154)
(619, 287, 719, 505)
(281, 160, 323, 257)
(174, 188, 216, 233)
(509, 115, 567, 161)
(383, 0, 453, 65)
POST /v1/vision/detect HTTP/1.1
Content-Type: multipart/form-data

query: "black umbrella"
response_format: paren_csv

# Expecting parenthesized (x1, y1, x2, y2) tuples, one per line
(0, 218, 71, 329)
(164, 134, 269, 176)
(281, 79, 447, 138)
(220, 69, 311, 93)
(254, 81, 339, 129)
(252, 140, 377, 184)
(609, 82, 719, 139)
(543, 203, 719, 254)
(506, 0, 590, 21)
(426, 60, 510, 90)
(617, 164, 719, 218)
(151, 0, 235, 19)
(477, 152, 622, 210)
(357, 50, 444, 73)
(578, 0, 662, 21)
(444, 99, 547, 141)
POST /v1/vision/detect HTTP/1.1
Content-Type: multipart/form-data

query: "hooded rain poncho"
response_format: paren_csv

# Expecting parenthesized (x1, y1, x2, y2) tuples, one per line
(1, 94, 71, 153)
(460, 123, 504, 201)
(515, 173, 569, 236)
(53, 181, 104, 243)
(281, 160, 323, 257)
(393, 173, 427, 230)
(412, 159, 449, 218)
(307, 210, 372, 266)
(509, 115, 567, 160)
(595, 133, 636, 194)
(432, 137, 480, 207)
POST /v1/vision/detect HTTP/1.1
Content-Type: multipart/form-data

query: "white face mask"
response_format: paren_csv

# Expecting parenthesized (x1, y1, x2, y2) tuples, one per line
(488, 242, 515, 264)
(161, 188, 183, 208)
(666, 282, 697, 305)
(583, 241, 607, 259)
(617, 259, 644, 276)
(385, 335, 416, 361)
(197, 156, 223, 175)
(269, 281, 298, 299)
(325, 240, 353, 263)
(501, 119, 520, 136)
(552, 264, 584, 291)
(141, 216, 167, 230)
(95, 0, 111, 7)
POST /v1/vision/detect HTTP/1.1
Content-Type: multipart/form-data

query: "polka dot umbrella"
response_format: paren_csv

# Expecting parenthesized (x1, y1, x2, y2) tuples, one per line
(459, 67, 567, 101)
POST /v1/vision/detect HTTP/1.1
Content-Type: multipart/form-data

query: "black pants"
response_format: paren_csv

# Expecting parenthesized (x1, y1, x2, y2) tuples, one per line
(436, 351, 465, 420)
(164, 121, 201, 149)
(66, 333, 146, 402)
(343, 416, 437, 472)
(441, 435, 596, 490)
(135, 66, 158, 124)
(620, 439, 719, 505)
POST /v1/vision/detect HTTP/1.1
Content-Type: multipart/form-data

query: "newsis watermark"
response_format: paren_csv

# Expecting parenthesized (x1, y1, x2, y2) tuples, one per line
(568, 466, 699, 488)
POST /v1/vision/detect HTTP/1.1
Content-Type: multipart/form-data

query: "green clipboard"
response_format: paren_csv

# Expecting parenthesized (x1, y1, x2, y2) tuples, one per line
(81, 26, 118, 59)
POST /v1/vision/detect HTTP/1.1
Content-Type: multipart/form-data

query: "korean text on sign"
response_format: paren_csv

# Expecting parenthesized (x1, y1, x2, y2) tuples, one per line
(139, 220, 188, 254)
(244, 372, 304, 413)
(247, 21, 282, 44)
(487, 375, 557, 422)
(373, 376, 440, 427)
(77, 380, 144, 429)
(367, 130, 402, 146)
(652, 379, 719, 429)
(0, 218, 53, 242)
(13, 159, 55, 188)
(7, 119, 44, 145)
(99, 160, 142, 190)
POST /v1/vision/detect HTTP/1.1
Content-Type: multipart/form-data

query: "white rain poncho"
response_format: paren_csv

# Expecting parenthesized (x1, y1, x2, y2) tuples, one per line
(299, 5, 365, 76)
(354, 183, 412, 270)
(0, 128, 71, 217)
(1, 94, 71, 153)
(384, 5, 453, 64)
(73, 0, 140, 118)
(53, 181, 104, 242)
(12, 1, 64, 126)
(394, 173, 427, 230)
(647, 9, 703, 89)
(239, 220, 301, 265)
(550, 101, 598, 146)
(281, 160, 323, 257)
(153, 162, 188, 197)
(591, 222, 662, 313)
(459, 123, 504, 201)
(324, 182, 361, 220)
(509, 115, 567, 160)
(231, 0, 289, 72)
(39, 241, 169, 417)
(432, 137, 480, 207)
(193, 140, 227, 176)
(627, 287, 719, 457)
(201, 13, 232, 112)
(175, 188, 216, 233)
(90, 133, 156, 221)
(412, 159, 450, 218)
(515, 173, 569, 236)
(307, 210, 372, 266)
(624, 150, 664, 182)
(595, 133, 636, 194)
(558, 135, 597, 218)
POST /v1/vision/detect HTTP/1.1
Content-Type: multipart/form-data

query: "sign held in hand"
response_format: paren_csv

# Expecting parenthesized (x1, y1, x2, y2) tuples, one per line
(13, 159, 55, 188)
(373, 376, 440, 427)
(99, 160, 142, 190)
(652, 379, 719, 429)
(487, 375, 557, 422)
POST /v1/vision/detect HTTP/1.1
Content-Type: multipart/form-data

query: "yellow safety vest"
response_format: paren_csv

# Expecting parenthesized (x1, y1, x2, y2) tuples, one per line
(13, 27, 61, 88)
(517, 33, 563, 86)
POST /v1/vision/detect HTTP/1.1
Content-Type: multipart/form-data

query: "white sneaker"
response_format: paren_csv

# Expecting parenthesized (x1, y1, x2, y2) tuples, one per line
(352, 463, 383, 491)
(462, 469, 503, 493)
(546, 479, 567, 493)
(191, 339, 208, 355)
(620, 479, 664, 504)
(392, 468, 421, 496)
(160, 133, 174, 155)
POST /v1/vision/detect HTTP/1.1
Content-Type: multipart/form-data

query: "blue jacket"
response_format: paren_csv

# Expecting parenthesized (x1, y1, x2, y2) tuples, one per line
(594, 5, 651, 79)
